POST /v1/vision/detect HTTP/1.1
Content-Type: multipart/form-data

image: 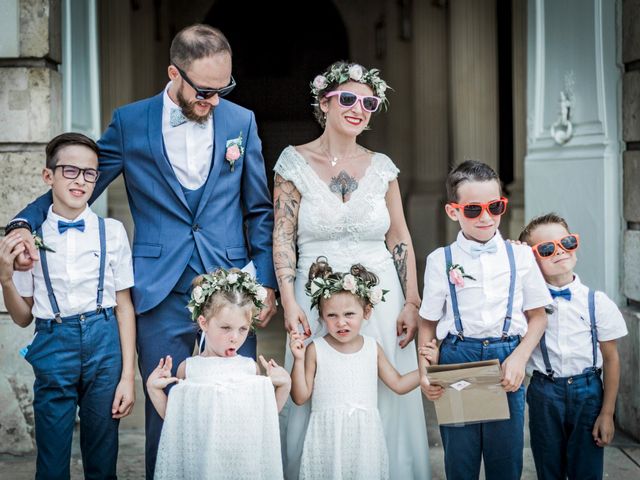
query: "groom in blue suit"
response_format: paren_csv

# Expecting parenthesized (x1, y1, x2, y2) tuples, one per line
(7, 24, 277, 477)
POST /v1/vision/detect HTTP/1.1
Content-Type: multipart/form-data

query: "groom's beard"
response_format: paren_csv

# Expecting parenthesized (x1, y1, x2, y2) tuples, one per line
(177, 87, 213, 124)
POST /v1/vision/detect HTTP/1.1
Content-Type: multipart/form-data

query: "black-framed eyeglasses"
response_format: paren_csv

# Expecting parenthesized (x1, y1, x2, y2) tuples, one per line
(53, 165, 100, 183)
(173, 64, 236, 100)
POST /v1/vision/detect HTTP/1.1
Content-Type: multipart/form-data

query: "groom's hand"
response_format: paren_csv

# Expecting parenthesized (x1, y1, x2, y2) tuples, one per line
(256, 288, 277, 328)
(11, 228, 38, 271)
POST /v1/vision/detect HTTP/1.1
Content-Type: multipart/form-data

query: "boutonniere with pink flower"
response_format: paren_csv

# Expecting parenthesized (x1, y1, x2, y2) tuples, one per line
(447, 263, 476, 288)
(225, 132, 244, 172)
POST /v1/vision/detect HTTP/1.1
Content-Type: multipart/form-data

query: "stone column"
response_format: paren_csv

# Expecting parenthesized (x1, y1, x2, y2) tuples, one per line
(619, 0, 640, 442)
(0, 0, 61, 454)
(406, 0, 450, 276)
(448, 0, 498, 169)
(506, 0, 526, 239)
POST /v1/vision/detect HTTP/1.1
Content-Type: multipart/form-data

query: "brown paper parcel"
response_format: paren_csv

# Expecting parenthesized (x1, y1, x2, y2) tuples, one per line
(426, 358, 509, 426)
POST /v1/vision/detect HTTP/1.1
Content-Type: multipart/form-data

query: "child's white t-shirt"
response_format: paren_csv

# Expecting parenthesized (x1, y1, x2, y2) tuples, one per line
(420, 231, 552, 340)
(12, 205, 134, 318)
(527, 274, 628, 377)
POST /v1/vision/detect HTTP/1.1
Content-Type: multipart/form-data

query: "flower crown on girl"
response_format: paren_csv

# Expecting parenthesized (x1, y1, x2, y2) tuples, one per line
(187, 268, 268, 322)
(310, 61, 390, 108)
(305, 256, 388, 311)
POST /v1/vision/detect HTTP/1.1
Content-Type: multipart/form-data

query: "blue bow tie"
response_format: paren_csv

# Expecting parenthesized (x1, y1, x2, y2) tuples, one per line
(550, 288, 571, 301)
(170, 108, 206, 129)
(58, 219, 85, 234)
(469, 241, 498, 259)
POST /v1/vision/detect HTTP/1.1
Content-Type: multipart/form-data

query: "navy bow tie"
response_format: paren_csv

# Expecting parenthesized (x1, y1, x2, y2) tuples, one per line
(549, 288, 571, 301)
(470, 241, 498, 259)
(58, 219, 85, 234)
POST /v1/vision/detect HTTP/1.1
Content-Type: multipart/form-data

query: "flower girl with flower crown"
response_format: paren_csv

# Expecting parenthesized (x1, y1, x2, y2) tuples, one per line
(147, 268, 290, 480)
(289, 257, 437, 480)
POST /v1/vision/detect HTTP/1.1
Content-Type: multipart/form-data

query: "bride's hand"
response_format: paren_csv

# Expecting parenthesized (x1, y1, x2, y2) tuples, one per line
(283, 301, 311, 338)
(396, 304, 419, 348)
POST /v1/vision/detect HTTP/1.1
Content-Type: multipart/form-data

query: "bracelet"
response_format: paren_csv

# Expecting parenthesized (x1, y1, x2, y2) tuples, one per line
(4, 220, 31, 236)
(404, 301, 420, 310)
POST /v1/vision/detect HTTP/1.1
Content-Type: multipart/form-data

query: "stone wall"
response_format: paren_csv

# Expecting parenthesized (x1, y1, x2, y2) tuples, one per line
(619, 0, 640, 440)
(0, 0, 61, 454)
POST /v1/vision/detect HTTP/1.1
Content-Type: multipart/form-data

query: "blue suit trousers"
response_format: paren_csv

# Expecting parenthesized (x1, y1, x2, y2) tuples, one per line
(527, 370, 604, 480)
(439, 334, 525, 480)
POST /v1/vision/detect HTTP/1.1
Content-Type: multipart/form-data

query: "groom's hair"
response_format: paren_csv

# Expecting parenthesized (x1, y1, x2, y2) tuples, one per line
(170, 24, 232, 69)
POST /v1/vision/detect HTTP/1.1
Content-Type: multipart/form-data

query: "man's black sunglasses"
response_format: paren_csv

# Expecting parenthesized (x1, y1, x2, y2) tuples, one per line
(173, 64, 236, 100)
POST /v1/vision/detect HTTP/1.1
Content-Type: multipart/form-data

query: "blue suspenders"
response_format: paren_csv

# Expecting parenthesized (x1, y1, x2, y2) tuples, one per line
(539, 289, 597, 378)
(444, 240, 516, 341)
(37, 217, 106, 322)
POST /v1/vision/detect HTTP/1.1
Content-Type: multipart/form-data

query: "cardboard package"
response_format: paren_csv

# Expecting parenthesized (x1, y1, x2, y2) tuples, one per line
(426, 358, 509, 426)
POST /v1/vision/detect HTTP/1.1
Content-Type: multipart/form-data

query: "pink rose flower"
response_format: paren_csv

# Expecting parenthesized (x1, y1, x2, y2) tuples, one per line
(226, 145, 241, 162)
(449, 267, 465, 288)
(342, 274, 357, 293)
(313, 75, 328, 90)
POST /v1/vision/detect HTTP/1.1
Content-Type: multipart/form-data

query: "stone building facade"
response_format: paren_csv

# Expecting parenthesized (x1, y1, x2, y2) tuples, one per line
(0, 0, 638, 452)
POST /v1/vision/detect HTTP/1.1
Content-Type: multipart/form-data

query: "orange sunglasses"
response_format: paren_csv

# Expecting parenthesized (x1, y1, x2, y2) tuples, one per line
(531, 234, 580, 258)
(449, 197, 509, 219)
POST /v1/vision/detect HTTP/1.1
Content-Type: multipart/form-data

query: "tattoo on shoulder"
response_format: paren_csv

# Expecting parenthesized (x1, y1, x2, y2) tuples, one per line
(392, 242, 408, 296)
(329, 170, 358, 201)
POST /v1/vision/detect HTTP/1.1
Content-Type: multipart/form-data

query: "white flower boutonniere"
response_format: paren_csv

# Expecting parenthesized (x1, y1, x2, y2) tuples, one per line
(447, 263, 476, 288)
(225, 132, 244, 172)
(33, 232, 55, 252)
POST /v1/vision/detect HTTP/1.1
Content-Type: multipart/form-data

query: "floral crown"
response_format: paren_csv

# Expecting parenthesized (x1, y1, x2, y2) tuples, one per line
(310, 63, 390, 108)
(305, 262, 388, 311)
(187, 268, 268, 323)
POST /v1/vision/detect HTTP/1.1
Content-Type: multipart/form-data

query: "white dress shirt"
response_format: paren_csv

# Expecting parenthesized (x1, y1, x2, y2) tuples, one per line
(162, 82, 214, 190)
(420, 231, 552, 340)
(13, 206, 134, 318)
(527, 274, 628, 377)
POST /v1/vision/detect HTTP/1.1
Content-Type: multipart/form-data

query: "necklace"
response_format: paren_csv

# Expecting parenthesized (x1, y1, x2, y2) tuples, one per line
(322, 144, 362, 167)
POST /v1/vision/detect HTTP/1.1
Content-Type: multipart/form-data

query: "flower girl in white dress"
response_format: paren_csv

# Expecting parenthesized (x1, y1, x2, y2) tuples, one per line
(147, 268, 291, 480)
(289, 257, 438, 480)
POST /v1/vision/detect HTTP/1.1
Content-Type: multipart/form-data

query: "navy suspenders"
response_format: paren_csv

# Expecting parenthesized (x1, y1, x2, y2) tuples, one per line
(37, 217, 106, 322)
(444, 240, 516, 341)
(539, 289, 598, 378)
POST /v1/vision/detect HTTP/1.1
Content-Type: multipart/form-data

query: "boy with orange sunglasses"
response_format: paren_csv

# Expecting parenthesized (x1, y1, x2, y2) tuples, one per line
(418, 160, 551, 479)
(519, 213, 627, 480)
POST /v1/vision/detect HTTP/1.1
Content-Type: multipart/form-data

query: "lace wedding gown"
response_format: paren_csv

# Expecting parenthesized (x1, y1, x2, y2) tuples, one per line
(275, 146, 430, 480)
(154, 355, 284, 480)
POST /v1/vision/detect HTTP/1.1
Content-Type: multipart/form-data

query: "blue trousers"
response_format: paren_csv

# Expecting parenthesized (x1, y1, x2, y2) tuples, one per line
(26, 308, 122, 480)
(527, 370, 604, 480)
(137, 286, 256, 479)
(439, 334, 525, 480)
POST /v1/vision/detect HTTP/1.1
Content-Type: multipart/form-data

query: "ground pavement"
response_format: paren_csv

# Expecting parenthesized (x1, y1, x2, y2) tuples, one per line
(1, 313, 639, 479)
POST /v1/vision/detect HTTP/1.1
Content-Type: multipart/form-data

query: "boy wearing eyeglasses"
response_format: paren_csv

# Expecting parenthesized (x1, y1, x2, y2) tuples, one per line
(519, 213, 627, 480)
(0, 133, 136, 479)
(417, 160, 551, 479)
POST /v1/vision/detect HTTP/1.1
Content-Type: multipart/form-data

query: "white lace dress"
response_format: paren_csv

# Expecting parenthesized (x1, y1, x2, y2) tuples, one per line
(300, 335, 389, 480)
(275, 146, 430, 480)
(154, 355, 284, 480)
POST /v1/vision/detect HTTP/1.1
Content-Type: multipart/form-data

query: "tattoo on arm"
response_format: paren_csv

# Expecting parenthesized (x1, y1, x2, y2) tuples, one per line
(392, 242, 408, 297)
(273, 175, 301, 286)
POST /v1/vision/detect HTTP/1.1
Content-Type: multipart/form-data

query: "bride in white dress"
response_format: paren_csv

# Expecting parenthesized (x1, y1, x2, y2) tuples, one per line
(273, 61, 430, 479)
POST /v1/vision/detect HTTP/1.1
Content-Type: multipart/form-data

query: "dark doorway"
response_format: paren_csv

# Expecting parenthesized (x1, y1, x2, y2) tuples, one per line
(204, 0, 349, 181)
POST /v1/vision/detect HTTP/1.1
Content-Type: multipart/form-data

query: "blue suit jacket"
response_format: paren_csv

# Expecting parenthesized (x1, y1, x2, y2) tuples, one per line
(17, 93, 276, 313)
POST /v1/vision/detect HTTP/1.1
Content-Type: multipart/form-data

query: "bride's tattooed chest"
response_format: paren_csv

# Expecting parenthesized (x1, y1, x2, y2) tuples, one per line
(329, 170, 358, 201)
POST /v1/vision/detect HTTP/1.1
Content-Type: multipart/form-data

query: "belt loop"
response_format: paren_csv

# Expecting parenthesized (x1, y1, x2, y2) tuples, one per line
(46, 319, 53, 333)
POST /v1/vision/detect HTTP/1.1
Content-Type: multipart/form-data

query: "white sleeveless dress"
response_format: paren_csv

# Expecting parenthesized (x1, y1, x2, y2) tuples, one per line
(154, 355, 284, 480)
(300, 335, 389, 480)
(275, 146, 430, 479)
